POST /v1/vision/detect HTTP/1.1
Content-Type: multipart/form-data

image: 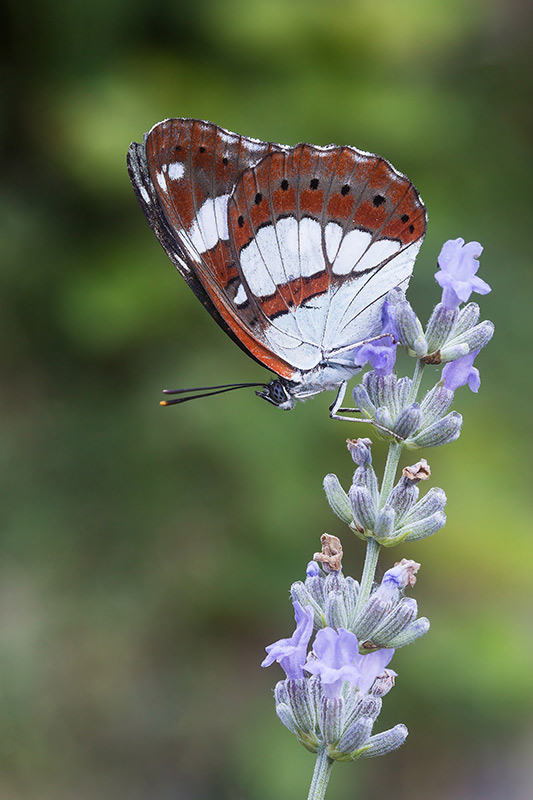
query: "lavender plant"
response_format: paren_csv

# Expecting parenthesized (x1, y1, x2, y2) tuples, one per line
(261, 238, 494, 800)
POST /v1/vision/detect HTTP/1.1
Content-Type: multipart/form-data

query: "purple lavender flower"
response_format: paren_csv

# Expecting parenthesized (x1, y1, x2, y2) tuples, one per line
(306, 560, 322, 578)
(435, 238, 491, 310)
(354, 302, 398, 376)
(304, 627, 394, 698)
(442, 349, 481, 392)
(346, 437, 373, 466)
(262, 601, 314, 679)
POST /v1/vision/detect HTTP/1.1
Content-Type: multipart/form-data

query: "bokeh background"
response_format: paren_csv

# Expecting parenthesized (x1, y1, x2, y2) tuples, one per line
(2, 0, 533, 798)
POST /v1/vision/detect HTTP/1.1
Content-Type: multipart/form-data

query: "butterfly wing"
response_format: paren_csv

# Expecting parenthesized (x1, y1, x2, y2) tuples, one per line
(127, 118, 295, 378)
(226, 144, 427, 374)
(128, 119, 427, 384)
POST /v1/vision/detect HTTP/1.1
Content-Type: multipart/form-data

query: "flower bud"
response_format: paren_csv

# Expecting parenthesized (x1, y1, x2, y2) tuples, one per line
(387, 617, 430, 648)
(364, 372, 398, 409)
(306, 561, 322, 578)
(384, 558, 420, 588)
(349, 485, 376, 532)
(356, 694, 382, 719)
(371, 669, 397, 697)
(353, 596, 393, 640)
(385, 286, 406, 307)
(336, 716, 374, 755)
(323, 572, 343, 596)
(440, 320, 494, 361)
(340, 575, 359, 622)
(352, 463, 380, 504)
(374, 406, 394, 433)
(290, 582, 323, 629)
(323, 473, 353, 525)
(287, 678, 317, 733)
(352, 384, 376, 417)
(395, 376, 413, 410)
(374, 506, 396, 541)
(307, 674, 323, 718)
(360, 724, 408, 758)
(419, 384, 454, 428)
(320, 696, 344, 745)
(435, 342, 469, 363)
(393, 403, 422, 439)
(395, 301, 428, 357)
(453, 302, 480, 336)
(400, 511, 447, 541)
(406, 411, 462, 448)
(275, 702, 300, 735)
(371, 598, 418, 645)
(325, 590, 349, 629)
(385, 478, 420, 522)
(425, 303, 458, 352)
(274, 680, 289, 707)
(404, 486, 447, 522)
(346, 437, 372, 466)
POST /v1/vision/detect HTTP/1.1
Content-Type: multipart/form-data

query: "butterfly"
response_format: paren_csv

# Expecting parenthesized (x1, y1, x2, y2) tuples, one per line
(127, 118, 427, 412)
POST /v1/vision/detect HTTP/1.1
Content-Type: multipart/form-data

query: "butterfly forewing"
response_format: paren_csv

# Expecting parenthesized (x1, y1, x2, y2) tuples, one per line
(132, 118, 296, 378)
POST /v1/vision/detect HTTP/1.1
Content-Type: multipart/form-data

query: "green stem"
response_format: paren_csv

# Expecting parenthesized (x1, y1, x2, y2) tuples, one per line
(408, 359, 425, 404)
(379, 441, 403, 507)
(307, 747, 334, 800)
(354, 536, 381, 615)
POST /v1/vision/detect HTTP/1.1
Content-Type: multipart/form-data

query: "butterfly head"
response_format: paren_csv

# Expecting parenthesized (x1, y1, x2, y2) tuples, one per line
(256, 379, 295, 411)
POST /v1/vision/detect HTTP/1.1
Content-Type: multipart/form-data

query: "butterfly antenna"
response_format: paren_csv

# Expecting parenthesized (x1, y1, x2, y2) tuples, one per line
(160, 382, 266, 406)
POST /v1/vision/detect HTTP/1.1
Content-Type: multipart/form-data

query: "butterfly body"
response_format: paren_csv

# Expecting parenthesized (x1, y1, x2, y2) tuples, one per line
(127, 118, 427, 408)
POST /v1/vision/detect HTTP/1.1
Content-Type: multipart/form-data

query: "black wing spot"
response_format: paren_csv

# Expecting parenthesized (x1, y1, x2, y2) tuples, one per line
(255, 192, 263, 204)
(281, 179, 289, 190)
(222, 157, 229, 165)
(373, 194, 385, 207)
(175, 145, 182, 152)
(408, 224, 415, 234)
(310, 178, 319, 190)
(199, 146, 206, 153)
(238, 215, 245, 228)
(341, 184, 350, 196)
(401, 214, 410, 223)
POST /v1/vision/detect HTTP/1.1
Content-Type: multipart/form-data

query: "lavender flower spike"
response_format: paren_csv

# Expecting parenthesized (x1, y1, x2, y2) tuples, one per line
(353, 302, 398, 376)
(435, 238, 491, 310)
(304, 627, 394, 698)
(442, 349, 481, 393)
(262, 601, 314, 679)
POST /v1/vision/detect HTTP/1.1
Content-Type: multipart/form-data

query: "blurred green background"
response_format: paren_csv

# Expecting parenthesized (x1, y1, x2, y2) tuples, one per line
(2, 0, 532, 798)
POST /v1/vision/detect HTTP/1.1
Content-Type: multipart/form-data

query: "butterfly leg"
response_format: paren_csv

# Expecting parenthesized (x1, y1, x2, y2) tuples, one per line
(329, 381, 365, 419)
(329, 381, 403, 440)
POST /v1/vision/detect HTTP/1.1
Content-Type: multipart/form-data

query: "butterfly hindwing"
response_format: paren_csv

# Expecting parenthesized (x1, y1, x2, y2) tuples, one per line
(226, 144, 426, 372)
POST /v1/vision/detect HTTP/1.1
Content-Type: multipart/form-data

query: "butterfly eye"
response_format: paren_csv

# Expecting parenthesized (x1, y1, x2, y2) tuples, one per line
(256, 380, 294, 409)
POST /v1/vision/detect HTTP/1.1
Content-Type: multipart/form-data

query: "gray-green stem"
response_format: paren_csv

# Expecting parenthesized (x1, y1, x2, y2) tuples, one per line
(354, 536, 381, 616)
(307, 746, 334, 800)
(354, 438, 404, 615)
(408, 358, 425, 404)
(379, 440, 403, 507)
